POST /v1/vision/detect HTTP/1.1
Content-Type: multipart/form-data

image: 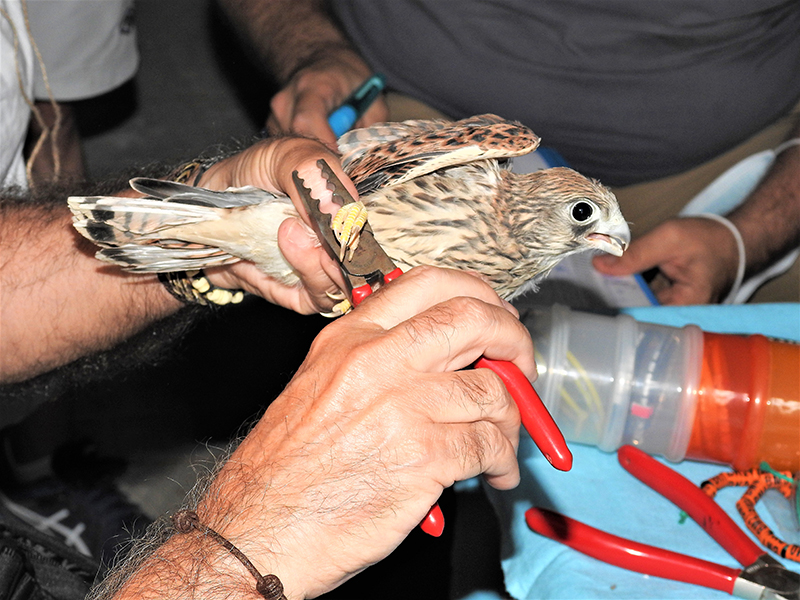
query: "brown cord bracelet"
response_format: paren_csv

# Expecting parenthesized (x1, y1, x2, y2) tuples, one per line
(171, 509, 287, 599)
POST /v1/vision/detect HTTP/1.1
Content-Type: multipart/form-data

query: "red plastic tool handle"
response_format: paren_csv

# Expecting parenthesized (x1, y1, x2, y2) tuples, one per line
(474, 358, 572, 471)
(420, 504, 445, 537)
(351, 270, 571, 537)
(351, 268, 404, 306)
(525, 507, 741, 593)
(617, 445, 763, 567)
(352, 284, 372, 306)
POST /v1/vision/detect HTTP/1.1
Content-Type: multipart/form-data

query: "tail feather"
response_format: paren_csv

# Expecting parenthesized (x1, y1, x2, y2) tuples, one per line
(68, 193, 238, 271)
(96, 244, 237, 272)
(69, 196, 220, 245)
(69, 178, 295, 275)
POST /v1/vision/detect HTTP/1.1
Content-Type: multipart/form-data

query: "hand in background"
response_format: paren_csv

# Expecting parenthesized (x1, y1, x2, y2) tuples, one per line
(596, 130, 800, 306)
(267, 48, 389, 146)
(593, 216, 740, 305)
(217, 0, 389, 146)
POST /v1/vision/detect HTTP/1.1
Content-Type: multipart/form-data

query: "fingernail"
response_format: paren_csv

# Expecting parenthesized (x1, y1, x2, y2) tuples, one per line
(502, 299, 519, 317)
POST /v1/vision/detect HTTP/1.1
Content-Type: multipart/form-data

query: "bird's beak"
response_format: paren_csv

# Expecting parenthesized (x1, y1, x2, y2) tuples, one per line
(585, 222, 630, 257)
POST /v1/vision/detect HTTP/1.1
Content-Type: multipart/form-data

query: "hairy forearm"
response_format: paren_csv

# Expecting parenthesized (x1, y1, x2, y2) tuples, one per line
(728, 127, 800, 278)
(111, 532, 274, 600)
(0, 193, 182, 383)
(91, 428, 300, 600)
(218, 0, 357, 83)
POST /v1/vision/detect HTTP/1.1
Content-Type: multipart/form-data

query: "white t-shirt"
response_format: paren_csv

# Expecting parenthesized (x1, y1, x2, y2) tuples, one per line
(0, 0, 139, 188)
(26, 0, 138, 101)
(0, 0, 34, 188)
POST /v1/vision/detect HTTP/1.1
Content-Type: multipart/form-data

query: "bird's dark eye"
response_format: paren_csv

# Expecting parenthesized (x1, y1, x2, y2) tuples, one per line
(571, 201, 594, 222)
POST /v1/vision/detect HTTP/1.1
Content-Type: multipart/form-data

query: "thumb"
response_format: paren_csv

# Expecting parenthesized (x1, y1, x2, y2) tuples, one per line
(278, 217, 347, 295)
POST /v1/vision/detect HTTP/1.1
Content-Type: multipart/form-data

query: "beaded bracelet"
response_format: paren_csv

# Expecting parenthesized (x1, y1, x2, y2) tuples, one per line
(159, 270, 245, 307)
(172, 510, 287, 599)
(167, 158, 216, 186)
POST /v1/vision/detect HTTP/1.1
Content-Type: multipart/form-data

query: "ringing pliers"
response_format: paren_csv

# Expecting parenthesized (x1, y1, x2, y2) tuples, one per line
(293, 160, 573, 536)
(526, 445, 800, 599)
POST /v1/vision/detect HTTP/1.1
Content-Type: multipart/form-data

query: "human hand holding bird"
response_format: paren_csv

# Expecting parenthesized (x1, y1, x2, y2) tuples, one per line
(76, 136, 352, 314)
(69, 114, 629, 312)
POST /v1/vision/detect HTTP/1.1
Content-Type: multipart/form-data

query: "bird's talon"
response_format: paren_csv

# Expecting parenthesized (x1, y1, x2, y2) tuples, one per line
(346, 236, 360, 261)
(332, 202, 368, 262)
(325, 289, 348, 301)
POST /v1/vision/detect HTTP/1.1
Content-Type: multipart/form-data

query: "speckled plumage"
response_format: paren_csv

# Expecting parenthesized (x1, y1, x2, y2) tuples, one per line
(69, 114, 629, 303)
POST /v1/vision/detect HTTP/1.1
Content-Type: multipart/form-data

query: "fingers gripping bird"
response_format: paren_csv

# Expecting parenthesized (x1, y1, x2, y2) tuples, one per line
(69, 114, 630, 311)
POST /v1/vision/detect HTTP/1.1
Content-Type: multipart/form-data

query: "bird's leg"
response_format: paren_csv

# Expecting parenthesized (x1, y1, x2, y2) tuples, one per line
(317, 289, 353, 318)
(321, 297, 353, 318)
(327, 290, 353, 317)
(331, 201, 368, 261)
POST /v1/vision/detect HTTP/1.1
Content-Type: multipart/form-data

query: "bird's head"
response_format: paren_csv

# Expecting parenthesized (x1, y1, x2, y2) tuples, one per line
(506, 167, 630, 269)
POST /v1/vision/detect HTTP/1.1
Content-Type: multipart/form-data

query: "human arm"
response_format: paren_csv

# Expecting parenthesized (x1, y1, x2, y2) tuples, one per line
(0, 192, 179, 383)
(594, 127, 800, 304)
(92, 266, 532, 600)
(0, 137, 350, 383)
(217, 0, 388, 145)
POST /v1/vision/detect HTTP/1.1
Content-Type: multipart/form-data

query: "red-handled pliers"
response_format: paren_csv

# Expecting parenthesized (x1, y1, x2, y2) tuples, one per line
(293, 160, 573, 537)
(526, 445, 800, 599)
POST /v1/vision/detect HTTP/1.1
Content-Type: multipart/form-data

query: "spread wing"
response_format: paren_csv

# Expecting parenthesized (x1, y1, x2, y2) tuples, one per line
(338, 113, 541, 196)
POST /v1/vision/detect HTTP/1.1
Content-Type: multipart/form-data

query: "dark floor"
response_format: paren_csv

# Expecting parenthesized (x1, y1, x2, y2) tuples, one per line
(18, 2, 505, 598)
(80, 1, 272, 179)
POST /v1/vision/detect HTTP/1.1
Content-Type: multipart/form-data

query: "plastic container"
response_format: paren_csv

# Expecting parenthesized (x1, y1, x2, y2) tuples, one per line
(526, 305, 703, 462)
(525, 305, 800, 470)
(686, 332, 800, 471)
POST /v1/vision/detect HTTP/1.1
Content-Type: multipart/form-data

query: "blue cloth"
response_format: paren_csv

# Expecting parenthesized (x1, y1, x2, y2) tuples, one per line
(485, 304, 800, 599)
(624, 304, 800, 341)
